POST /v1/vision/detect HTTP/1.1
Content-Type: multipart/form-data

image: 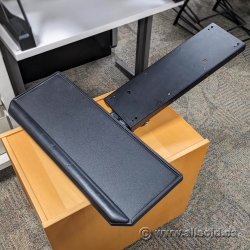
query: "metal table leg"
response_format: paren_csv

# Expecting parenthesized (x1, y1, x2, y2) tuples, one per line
(116, 15, 153, 79)
(0, 41, 25, 96)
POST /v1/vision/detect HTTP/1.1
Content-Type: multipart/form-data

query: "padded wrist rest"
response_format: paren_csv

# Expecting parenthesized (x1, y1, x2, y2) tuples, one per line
(8, 72, 182, 226)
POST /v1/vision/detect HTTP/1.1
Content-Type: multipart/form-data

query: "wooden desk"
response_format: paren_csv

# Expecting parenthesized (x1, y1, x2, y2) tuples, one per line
(1, 92, 209, 250)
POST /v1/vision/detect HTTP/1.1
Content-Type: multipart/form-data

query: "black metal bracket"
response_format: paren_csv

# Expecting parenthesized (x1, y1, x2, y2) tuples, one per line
(173, 0, 250, 42)
(0, 0, 36, 50)
(105, 23, 245, 131)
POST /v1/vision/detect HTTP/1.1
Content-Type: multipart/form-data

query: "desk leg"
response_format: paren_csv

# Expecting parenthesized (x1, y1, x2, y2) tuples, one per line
(135, 16, 153, 75)
(0, 41, 25, 96)
(115, 16, 153, 79)
(115, 59, 135, 79)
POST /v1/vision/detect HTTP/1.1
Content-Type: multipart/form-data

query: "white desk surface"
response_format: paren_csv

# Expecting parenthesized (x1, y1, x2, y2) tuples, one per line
(0, 0, 183, 61)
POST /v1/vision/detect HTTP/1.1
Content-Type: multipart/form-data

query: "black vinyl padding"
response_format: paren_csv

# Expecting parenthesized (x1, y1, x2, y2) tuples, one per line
(9, 72, 182, 226)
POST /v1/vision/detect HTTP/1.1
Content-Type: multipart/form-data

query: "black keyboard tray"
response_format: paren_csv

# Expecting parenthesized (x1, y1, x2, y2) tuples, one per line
(105, 23, 245, 131)
(8, 72, 182, 226)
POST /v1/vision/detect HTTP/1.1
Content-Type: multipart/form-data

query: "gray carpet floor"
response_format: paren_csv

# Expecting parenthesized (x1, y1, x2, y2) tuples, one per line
(1, 0, 250, 249)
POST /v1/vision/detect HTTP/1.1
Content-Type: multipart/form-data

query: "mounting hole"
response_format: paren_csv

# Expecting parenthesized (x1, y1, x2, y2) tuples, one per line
(211, 26, 213, 28)
(203, 59, 208, 63)
(208, 29, 210, 30)
(132, 119, 134, 122)
(135, 116, 138, 119)
(126, 90, 131, 94)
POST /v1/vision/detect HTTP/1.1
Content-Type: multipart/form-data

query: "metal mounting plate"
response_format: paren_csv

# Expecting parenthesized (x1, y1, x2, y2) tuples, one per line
(105, 23, 245, 131)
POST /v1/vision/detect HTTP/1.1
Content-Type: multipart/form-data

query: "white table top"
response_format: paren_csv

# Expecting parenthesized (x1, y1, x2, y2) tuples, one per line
(0, 0, 183, 61)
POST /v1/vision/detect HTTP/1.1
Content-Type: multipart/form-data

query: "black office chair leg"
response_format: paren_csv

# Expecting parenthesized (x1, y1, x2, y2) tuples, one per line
(212, 0, 224, 11)
(173, 0, 190, 25)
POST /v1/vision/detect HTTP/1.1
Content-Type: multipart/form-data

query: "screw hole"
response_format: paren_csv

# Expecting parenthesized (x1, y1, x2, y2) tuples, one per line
(208, 29, 210, 30)
(126, 90, 131, 94)
(135, 116, 138, 119)
(211, 26, 213, 28)
(132, 119, 134, 122)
